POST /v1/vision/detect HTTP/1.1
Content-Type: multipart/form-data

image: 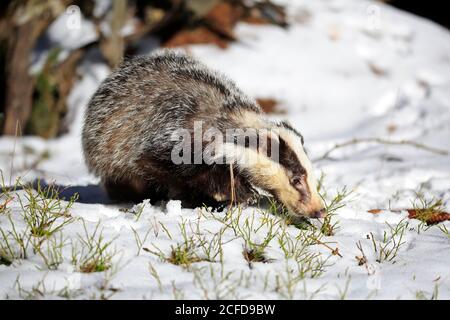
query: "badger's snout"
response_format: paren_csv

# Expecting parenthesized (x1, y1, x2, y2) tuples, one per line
(291, 205, 326, 219)
(284, 199, 326, 219)
(308, 208, 326, 219)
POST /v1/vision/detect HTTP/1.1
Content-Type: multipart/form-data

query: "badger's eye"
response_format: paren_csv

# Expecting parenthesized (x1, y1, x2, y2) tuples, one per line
(291, 176, 303, 189)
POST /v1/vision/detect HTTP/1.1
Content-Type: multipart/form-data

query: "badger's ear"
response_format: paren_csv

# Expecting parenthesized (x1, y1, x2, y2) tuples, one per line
(279, 121, 304, 145)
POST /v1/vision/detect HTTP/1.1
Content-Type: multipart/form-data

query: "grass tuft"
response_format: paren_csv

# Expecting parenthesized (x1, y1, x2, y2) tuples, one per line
(243, 245, 270, 265)
(438, 224, 449, 239)
(319, 186, 351, 236)
(168, 243, 203, 266)
(0, 214, 32, 263)
(71, 220, 117, 273)
(18, 181, 77, 238)
(144, 219, 211, 267)
(369, 220, 409, 263)
(410, 193, 448, 226)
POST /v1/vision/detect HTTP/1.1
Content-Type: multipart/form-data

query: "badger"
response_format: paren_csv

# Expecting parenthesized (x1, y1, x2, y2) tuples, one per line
(82, 49, 325, 218)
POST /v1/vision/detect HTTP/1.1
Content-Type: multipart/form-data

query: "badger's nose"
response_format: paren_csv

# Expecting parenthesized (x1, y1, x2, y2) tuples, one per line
(310, 208, 326, 219)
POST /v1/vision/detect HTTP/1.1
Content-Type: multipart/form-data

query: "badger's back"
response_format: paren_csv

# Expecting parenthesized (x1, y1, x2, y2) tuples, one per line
(82, 50, 260, 181)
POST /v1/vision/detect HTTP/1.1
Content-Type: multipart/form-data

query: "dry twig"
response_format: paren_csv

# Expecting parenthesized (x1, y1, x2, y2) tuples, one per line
(315, 137, 448, 161)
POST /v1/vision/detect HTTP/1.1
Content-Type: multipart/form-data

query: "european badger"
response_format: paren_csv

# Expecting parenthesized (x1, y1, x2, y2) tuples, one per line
(82, 50, 325, 218)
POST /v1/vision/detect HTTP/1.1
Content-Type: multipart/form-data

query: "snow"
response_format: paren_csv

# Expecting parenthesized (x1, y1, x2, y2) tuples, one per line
(1, 0, 450, 299)
(31, 6, 98, 74)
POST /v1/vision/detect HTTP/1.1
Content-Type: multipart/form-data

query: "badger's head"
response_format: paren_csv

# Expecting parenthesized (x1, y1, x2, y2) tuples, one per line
(266, 121, 325, 218)
(225, 115, 326, 218)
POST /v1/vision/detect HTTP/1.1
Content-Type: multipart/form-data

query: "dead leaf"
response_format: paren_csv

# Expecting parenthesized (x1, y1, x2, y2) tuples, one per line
(164, 27, 229, 49)
(256, 98, 284, 114)
(205, 1, 242, 36)
(407, 209, 450, 225)
(355, 255, 367, 266)
(368, 62, 389, 77)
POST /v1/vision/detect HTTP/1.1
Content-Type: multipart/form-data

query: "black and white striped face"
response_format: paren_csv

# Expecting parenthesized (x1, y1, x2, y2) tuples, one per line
(228, 115, 326, 218)
(271, 122, 325, 218)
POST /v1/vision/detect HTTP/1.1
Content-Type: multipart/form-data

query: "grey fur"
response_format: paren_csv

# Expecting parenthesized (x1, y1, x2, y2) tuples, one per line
(82, 49, 265, 205)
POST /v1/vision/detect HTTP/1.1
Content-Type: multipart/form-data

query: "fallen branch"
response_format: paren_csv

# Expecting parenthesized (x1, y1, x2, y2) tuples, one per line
(356, 241, 373, 275)
(310, 236, 343, 258)
(315, 137, 448, 161)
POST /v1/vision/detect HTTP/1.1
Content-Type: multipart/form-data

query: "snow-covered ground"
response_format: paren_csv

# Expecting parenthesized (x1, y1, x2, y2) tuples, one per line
(1, 0, 449, 299)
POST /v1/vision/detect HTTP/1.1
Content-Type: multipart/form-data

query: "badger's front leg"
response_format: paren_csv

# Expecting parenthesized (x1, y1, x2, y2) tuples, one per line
(219, 174, 257, 205)
(183, 165, 257, 209)
(218, 181, 259, 213)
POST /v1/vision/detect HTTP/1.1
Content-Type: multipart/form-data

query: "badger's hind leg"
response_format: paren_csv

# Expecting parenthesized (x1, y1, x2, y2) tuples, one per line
(102, 177, 167, 203)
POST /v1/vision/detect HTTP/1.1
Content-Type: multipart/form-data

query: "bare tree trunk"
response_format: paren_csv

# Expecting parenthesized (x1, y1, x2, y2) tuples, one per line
(100, 0, 127, 68)
(3, 17, 52, 135)
(0, 0, 68, 136)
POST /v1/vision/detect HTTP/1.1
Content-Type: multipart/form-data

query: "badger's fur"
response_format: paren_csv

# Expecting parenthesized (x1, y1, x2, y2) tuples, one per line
(82, 50, 325, 218)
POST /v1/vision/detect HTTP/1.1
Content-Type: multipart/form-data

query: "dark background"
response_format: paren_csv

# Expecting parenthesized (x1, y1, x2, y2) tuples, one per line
(0, 1, 448, 139)
(388, 0, 449, 29)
